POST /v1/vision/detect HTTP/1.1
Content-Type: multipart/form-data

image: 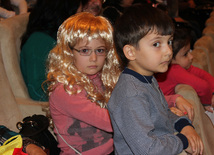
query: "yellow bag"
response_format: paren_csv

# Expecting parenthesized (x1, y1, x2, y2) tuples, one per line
(0, 135, 22, 155)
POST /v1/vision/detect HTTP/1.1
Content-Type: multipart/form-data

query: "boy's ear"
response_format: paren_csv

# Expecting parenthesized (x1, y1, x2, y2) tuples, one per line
(123, 45, 136, 60)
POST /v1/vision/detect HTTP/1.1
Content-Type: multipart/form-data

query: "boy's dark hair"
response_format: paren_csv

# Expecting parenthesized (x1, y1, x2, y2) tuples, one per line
(113, 4, 174, 69)
(172, 27, 192, 59)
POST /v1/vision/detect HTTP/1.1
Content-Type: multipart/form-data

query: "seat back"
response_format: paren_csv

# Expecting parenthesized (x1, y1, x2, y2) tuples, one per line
(193, 35, 214, 76)
(0, 13, 30, 98)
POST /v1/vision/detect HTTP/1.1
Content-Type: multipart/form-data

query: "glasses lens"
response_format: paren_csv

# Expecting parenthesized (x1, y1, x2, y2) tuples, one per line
(95, 49, 107, 55)
(79, 49, 92, 56)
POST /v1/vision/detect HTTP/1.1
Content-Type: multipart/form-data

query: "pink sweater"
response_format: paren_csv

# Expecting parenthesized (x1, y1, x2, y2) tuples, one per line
(156, 64, 214, 106)
(49, 74, 113, 155)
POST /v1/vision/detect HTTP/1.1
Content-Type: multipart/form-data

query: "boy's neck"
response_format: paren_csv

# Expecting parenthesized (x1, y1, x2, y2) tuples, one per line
(127, 64, 154, 77)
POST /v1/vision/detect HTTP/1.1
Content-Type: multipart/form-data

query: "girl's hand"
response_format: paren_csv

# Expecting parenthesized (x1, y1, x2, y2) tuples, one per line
(176, 96, 194, 122)
(181, 126, 204, 155)
(170, 107, 184, 116)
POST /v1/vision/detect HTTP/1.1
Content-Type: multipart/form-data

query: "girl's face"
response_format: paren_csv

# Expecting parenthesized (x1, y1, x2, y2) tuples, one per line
(72, 37, 107, 75)
(172, 43, 193, 69)
(129, 31, 173, 76)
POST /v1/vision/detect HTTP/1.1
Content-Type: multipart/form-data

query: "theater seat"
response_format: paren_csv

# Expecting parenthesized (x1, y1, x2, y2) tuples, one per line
(0, 13, 49, 131)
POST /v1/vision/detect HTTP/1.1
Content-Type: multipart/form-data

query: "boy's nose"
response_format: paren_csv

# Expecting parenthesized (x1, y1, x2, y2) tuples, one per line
(188, 51, 193, 60)
(165, 46, 173, 58)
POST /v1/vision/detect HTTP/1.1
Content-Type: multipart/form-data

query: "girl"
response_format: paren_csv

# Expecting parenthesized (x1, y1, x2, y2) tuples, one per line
(46, 12, 121, 154)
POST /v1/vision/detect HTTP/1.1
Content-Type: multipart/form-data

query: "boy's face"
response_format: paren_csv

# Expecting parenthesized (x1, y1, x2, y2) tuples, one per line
(72, 37, 107, 75)
(126, 31, 173, 76)
(172, 43, 193, 70)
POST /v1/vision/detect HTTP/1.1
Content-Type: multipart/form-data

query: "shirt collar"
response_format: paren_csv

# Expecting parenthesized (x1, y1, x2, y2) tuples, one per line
(123, 67, 153, 83)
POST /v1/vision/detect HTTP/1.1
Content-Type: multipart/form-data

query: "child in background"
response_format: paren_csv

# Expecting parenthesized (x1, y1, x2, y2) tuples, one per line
(108, 4, 203, 154)
(46, 12, 121, 154)
(156, 26, 214, 112)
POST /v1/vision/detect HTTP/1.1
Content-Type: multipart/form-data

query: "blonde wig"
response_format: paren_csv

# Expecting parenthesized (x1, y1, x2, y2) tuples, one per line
(46, 12, 121, 108)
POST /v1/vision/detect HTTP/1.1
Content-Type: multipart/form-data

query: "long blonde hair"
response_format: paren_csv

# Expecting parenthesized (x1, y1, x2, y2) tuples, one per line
(46, 12, 121, 108)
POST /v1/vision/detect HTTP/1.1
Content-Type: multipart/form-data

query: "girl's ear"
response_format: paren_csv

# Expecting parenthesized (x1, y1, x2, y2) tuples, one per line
(123, 45, 136, 60)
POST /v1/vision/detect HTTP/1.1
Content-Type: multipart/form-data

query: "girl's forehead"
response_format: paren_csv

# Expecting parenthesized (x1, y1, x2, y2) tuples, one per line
(75, 37, 106, 46)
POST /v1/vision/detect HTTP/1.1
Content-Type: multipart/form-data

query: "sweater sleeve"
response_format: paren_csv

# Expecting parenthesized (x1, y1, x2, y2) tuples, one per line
(49, 84, 113, 132)
(109, 95, 184, 154)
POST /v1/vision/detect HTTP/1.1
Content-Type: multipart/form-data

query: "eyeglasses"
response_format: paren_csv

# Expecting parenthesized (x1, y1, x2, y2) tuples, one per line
(72, 47, 107, 56)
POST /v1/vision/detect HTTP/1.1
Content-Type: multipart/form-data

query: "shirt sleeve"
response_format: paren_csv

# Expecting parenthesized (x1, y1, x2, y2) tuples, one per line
(50, 84, 113, 132)
(188, 65, 214, 93)
(169, 65, 212, 105)
(165, 94, 181, 108)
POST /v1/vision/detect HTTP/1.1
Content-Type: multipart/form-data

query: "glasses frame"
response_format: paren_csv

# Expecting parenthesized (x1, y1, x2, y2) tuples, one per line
(71, 47, 108, 56)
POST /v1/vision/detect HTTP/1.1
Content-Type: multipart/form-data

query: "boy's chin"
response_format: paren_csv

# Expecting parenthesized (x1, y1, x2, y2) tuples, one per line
(158, 67, 169, 73)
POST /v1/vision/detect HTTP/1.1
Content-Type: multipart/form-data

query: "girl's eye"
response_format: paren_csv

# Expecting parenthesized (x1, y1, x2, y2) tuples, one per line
(96, 49, 105, 53)
(153, 42, 160, 47)
(80, 49, 90, 54)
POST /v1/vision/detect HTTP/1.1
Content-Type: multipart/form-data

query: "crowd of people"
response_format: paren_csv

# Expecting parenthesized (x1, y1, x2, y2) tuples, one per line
(0, 0, 214, 154)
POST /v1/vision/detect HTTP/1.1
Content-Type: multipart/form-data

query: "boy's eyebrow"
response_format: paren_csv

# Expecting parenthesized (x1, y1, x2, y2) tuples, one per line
(149, 35, 173, 42)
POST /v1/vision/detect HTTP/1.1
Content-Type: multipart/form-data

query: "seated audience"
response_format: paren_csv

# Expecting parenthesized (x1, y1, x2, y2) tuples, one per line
(102, 0, 134, 25)
(82, 0, 103, 16)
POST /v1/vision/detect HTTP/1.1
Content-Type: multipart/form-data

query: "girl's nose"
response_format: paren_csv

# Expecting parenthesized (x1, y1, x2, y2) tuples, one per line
(89, 51, 97, 61)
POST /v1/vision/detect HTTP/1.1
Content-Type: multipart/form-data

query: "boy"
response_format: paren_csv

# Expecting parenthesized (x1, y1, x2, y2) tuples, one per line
(107, 4, 203, 155)
(156, 26, 214, 113)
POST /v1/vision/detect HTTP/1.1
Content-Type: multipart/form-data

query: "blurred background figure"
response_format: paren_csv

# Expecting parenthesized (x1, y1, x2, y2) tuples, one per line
(0, 0, 27, 19)
(83, 0, 103, 16)
(20, 0, 90, 101)
(102, 0, 134, 25)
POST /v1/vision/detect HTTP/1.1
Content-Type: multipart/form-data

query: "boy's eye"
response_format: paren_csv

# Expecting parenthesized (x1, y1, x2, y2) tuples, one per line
(184, 49, 192, 57)
(153, 42, 160, 47)
(168, 40, 173, 45)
